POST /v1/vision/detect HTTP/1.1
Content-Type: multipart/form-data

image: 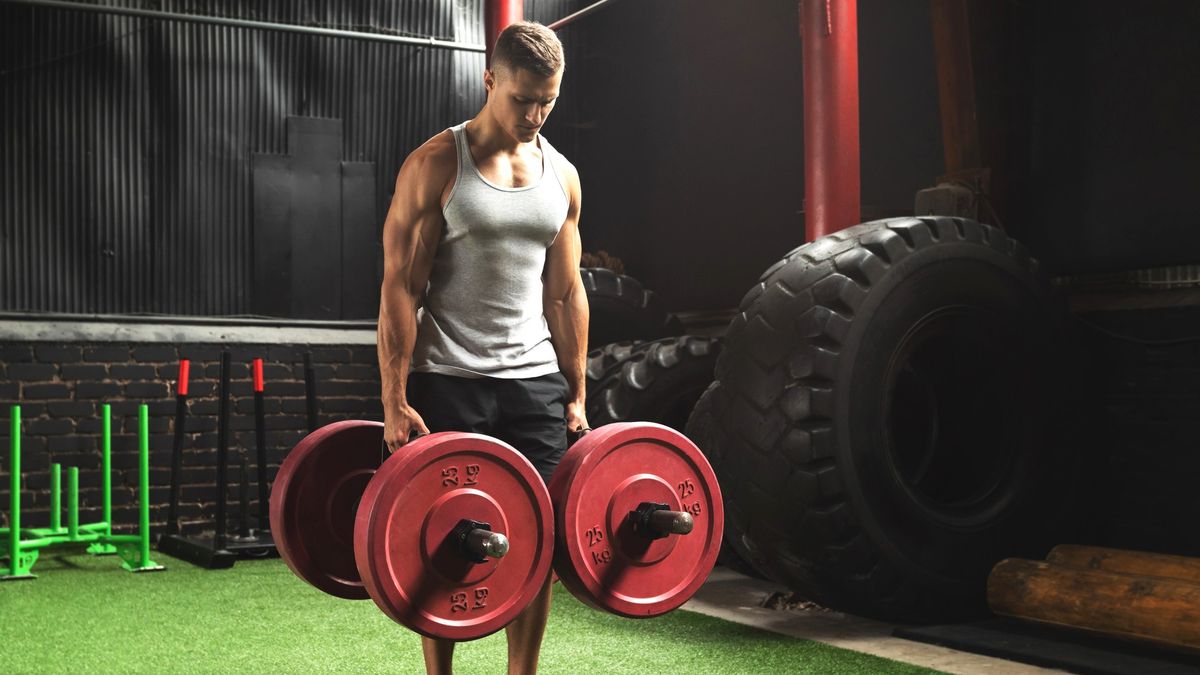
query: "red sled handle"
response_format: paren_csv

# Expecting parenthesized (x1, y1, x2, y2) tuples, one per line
(177, 360, 190, 397)
(253, 358, 264, 393)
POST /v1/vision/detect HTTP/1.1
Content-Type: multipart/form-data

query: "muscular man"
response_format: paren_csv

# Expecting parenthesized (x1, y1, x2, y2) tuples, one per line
(376, 21, 588, 675)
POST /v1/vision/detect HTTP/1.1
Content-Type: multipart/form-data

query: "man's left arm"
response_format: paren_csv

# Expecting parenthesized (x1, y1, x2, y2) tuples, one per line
(543, 161, 589, 433)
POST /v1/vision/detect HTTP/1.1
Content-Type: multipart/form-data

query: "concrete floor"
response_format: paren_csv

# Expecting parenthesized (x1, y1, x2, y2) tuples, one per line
(682, 567, 1058, 674)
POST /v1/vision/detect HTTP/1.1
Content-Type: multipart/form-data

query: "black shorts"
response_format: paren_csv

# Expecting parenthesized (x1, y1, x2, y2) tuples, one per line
(406, 371, 570, 485)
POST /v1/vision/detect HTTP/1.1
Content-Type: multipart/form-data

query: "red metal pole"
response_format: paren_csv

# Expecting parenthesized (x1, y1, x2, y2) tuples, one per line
(800, 0, 860, 240)
(485, 0, 525, 66)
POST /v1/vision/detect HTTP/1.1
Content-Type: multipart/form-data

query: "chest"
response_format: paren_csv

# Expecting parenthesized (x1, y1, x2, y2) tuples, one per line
(472, 147, 543, 188)
(444, 182, 567, 248)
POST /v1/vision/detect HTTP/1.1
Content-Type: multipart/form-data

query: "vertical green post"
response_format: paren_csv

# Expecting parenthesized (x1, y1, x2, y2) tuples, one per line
(88, 405, 117, 555)
(125, 403, 161, 572)
(139, 405, 151, 564)
(68, 467, 79, 539)
(8, 406, 20, 569)
(102, 404, 112, 538)
(50, 463, 61, 531)
(4, 405, 37, 579)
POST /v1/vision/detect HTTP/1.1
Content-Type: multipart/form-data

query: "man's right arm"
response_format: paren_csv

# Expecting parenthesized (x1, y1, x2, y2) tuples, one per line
(378, 139, 452, 452)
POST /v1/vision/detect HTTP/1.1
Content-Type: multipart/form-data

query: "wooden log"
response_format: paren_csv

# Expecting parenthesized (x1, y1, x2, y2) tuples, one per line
(988, 558, 1200, 654)
(1048, 544, 1200, 585)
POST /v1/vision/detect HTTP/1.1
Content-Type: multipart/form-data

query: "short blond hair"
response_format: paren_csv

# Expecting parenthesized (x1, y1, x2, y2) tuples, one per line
(492, 21, 564, 77)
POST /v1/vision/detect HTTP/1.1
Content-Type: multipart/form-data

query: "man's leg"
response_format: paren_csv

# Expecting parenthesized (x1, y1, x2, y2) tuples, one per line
(505, 571, 555, 675)
(408, 372, 501, 675)
(494, 372, 571, 675)
(422, 637, 455, 675)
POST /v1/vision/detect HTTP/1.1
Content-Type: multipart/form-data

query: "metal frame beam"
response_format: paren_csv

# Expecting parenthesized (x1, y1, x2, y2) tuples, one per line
(2, 0, 486, 52)
(547, 0, 624, 31)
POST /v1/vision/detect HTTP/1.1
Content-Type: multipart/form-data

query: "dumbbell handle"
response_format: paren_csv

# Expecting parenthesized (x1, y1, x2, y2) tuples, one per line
(464, 528, 509, 560)
(453, 519, 508, 562)
(648, 509, 694, 536)
(632, 502, 695, 539)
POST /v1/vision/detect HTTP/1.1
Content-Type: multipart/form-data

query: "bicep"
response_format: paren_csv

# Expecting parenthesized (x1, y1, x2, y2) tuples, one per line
(383, 155, 445, 293)
(545, 171, 583, 300)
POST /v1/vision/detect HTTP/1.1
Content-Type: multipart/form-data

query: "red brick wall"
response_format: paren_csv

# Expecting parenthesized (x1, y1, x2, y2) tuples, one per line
(1, 342, 381, 536)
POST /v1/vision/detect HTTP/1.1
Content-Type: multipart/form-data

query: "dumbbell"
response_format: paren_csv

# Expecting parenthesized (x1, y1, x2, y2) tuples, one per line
(269, 423, 550, 639)
(269, 420, 722, 640)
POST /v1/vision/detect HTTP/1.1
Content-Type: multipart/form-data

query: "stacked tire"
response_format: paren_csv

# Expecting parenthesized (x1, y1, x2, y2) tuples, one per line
(580, 270, 764, 581)
(689, 217, 1077, 622)
(585, 336, 721, 432)
(582, 268, 682, 348)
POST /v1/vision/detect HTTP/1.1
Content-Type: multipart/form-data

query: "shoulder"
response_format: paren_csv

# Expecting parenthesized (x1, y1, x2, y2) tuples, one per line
(404, 129, 457, 179)
(561, 156, 581, 205)
(542, 136, 580, 199)
(395, 129, 457, 200)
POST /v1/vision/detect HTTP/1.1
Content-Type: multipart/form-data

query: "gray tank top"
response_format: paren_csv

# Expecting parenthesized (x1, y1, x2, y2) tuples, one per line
(411, 121, 571, 379)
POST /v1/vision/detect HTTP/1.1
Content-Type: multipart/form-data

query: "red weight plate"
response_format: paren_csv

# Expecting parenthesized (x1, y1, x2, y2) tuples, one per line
(269, 420, 382, 600)
(549, 422, 724, 618)
(354, 432, 554, 641)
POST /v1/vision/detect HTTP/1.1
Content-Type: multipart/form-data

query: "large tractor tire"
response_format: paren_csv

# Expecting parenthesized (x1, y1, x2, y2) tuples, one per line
(700, 217, 1075, 622)
(585, 336, 721, 433)
(582, 268, 682, 348)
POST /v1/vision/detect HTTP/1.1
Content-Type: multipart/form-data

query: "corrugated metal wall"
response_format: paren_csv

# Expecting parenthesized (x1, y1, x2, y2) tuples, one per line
(1, 0, 584, 317)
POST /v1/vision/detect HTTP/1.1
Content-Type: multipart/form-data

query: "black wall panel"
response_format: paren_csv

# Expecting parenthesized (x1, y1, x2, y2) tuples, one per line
(549, 1, 1200, 309)
(1, 0, 585, 318)
(1021, 1, 1200, 275)
(543, 0, 944, 311)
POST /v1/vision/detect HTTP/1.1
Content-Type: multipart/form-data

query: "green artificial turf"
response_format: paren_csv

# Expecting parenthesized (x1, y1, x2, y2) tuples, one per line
(0, 549, 937, 674)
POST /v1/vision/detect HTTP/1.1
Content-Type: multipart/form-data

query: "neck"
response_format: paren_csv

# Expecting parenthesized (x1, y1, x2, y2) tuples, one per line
(467, 104, 534, 154)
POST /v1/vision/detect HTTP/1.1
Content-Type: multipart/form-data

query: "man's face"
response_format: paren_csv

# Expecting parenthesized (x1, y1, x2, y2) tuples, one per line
(485, 65, 562, 144)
